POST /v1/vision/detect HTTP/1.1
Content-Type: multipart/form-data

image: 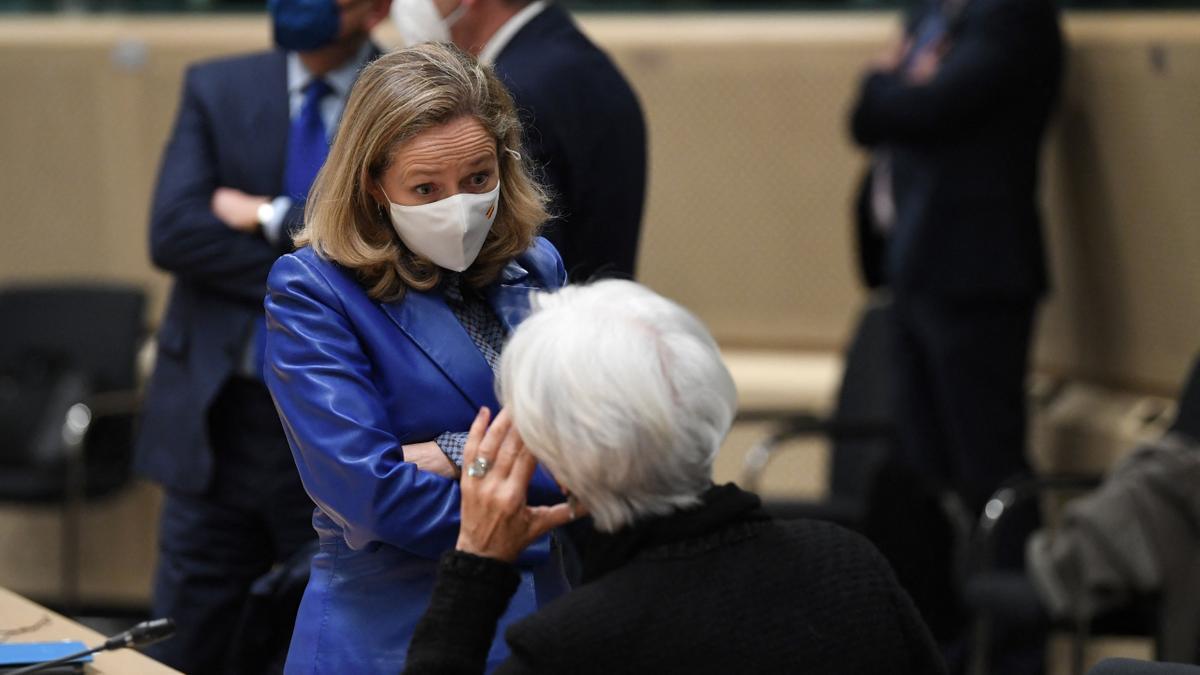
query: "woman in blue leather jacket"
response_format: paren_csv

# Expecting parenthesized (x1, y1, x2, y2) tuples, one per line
(263, 43, 570, 673)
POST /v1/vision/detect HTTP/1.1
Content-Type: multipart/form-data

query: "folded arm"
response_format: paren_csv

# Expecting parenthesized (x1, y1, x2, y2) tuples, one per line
(851, 1, 1051, 147)
(265, 254, 551, 562)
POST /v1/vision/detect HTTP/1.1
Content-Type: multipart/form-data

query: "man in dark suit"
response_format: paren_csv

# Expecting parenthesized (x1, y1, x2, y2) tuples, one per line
(135, 1, 390, 671)
(393, 0, 647, 281)
(849, 0, 1062, 527)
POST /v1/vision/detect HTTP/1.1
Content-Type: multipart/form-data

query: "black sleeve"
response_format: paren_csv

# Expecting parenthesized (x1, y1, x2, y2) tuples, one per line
(522, 79, 645, 282)
(147, 64, 285, 303)
(520, 103, 573, 269)
(403, 551, 522, 675)
(850, 0, 1052, 147)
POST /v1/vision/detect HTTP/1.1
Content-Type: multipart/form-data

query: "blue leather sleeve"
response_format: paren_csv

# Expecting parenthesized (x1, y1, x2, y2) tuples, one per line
(264, 253, 550, 563)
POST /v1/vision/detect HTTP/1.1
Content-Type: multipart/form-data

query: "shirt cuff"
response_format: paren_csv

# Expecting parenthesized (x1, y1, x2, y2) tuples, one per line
(435, 431, 468, 468)
(261, 196, 292, 246)
(441, 550, 521, 587)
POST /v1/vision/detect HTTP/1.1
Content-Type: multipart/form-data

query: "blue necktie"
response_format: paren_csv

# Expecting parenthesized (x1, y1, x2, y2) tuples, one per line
(246, 78, 333, 380)
(903, 3, 949, 74)
(283, 78, 333, 201)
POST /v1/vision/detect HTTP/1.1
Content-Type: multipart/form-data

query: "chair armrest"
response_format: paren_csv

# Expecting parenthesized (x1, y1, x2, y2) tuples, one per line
(971, 473, 1103, 573)
(740, 412, 894, 491)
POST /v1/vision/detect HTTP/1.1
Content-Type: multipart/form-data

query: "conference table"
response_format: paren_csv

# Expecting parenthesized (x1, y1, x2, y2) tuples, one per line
(0, 586, 179, 674)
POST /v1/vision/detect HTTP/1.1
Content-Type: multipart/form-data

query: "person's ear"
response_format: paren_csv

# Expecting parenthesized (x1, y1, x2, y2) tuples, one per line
(367, 180, 388, 209)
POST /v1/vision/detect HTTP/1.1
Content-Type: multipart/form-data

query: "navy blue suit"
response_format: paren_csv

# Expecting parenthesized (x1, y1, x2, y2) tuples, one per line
(849, 3, 1062, 653)
(851, 0, 1060, 302)
(139, 48, 309, 493)
(850, 0, 1061, 514)
(849, 0, 1061, 537)
(492, 4, 646, 282)
(137, 48, 373, 674)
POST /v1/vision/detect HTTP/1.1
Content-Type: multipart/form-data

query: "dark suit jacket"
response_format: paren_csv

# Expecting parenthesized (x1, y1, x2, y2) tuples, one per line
(492, 4, 647, 282)
(404, 485, 946, 675)
(135, 48, 369, 494)
(850, 0, 1062, 300)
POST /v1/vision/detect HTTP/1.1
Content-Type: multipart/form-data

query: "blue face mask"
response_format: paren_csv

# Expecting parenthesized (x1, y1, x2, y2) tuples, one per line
(269, 0, 342, 52)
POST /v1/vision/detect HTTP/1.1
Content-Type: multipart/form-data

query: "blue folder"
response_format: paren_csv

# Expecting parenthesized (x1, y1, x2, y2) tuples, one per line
(0, 641, 92, 666)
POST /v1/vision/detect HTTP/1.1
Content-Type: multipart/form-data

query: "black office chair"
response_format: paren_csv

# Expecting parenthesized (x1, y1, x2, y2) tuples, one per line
(1090, 659, 1200, 675)
(966, 353, 1200, 675)
(0, 283, 146, 613)
(741, 295, 966, 641)
(741, 295, 895, 525)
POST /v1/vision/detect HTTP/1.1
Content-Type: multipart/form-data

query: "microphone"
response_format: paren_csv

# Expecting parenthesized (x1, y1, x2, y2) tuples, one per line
(103, 618, 176, 650)
(6, 618, 176, 675)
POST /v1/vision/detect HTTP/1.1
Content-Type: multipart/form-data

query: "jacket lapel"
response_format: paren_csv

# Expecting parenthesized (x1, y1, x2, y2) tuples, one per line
(485, 259, 539, 334)
(379, 257, 543, 411)
(252, 50, 290, 195)
(380, 289, 499, 411)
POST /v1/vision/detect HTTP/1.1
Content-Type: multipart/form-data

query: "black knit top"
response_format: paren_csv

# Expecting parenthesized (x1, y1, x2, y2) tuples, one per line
(404, 484, 946, 675)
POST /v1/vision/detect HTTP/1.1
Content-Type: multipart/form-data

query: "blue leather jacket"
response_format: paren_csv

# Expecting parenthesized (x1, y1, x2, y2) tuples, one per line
(264, 240, 570, 673)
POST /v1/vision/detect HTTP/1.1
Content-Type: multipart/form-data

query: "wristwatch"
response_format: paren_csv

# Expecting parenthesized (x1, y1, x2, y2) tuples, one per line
(256, 200, 276, 229)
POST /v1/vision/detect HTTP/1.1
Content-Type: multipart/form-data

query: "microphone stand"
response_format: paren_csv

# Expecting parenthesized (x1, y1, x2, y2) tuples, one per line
(6, 618, 175, 675)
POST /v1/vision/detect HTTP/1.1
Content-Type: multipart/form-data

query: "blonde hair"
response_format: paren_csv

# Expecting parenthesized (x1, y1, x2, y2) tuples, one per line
(294, 43, 548, 301)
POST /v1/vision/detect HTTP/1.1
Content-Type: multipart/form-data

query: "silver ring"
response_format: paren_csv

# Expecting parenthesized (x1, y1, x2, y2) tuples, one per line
(466, 457, 490, 479)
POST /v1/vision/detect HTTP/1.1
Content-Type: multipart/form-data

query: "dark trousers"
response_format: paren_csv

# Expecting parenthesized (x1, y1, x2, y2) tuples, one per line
(146, 377, 315, 675)
(889, 295, 1043, 671)
(891, 294, 1038, 516)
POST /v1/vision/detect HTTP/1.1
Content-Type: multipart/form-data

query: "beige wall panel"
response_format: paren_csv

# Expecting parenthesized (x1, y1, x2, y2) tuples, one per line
(0, 45, 107, 282)
(610, 41, 869, 348)
(1037, 19, 1200, 394)
(0, 12, 1196, 388)
(583, 15, 892, 350)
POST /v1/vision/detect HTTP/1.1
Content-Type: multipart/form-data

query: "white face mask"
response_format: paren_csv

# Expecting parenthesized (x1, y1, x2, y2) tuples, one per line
(392, 0, 468, 46)
(382, 184, 500, 272)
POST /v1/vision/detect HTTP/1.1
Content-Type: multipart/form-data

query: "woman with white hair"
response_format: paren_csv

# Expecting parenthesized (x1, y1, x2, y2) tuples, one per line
(403, 280, 946, 675)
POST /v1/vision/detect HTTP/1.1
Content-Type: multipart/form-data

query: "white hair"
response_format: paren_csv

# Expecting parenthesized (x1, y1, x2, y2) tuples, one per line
(498, 280, 738, 533)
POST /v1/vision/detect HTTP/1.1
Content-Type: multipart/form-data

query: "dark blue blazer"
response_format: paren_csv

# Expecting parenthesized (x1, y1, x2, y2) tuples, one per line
(493, 4, 646, 282)
(135, 48, 363, 493)
(850, 0, 1062, 300)
(264, 241, 570, 672)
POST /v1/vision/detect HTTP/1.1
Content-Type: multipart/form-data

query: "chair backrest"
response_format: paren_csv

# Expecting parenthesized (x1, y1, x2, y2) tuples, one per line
(0, 284, 145, 392)
(1168, 352, 1200, 443)
(827, 295, 895, 499)
(1089, 659, 1200, 675)
(0, 283, 145, 496)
